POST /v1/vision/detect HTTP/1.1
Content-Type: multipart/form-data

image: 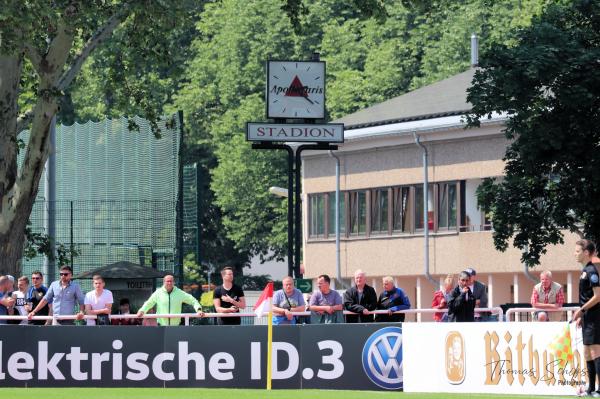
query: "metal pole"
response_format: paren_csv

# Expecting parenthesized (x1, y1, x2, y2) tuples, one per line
(413, 132, 436, 286)
(70, 201, 73, 268)
(195, 163, 202, 268)
(294, 148, 303, 279)
(176, 111, 185, 287)
(329, 150, 341, 287)
(287, 149, 294, 278)
(43, 116, 57, 280)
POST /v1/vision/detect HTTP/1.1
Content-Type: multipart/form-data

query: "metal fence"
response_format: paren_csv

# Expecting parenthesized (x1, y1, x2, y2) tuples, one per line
(23, 200, 177, 285)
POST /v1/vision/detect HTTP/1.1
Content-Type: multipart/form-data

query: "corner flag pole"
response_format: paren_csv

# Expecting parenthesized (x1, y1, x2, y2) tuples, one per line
(267, 295, 273, 390)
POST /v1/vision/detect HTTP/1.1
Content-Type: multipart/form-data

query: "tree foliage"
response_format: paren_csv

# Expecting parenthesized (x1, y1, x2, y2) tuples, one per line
(1, 0, 562, 277)
(467, 0, 600, 266)
(0, 0, 314, 276)
(175, 0, 553, 264)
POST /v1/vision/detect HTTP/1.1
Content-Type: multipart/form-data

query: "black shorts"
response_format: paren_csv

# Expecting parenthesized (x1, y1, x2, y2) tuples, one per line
(582, 310, 600, 345)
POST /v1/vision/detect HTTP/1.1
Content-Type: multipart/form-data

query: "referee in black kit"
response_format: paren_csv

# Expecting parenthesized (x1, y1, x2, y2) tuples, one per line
(573, 239, 600, 397)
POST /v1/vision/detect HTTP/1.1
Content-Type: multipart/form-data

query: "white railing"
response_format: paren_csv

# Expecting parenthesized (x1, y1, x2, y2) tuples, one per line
(505, 306, 579, 322)
(0, 306, 504, 325)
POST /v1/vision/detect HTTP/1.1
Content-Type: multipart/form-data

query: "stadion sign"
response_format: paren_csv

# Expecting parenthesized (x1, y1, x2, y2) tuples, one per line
(403, 322, 585, 396)
(0, 324, 401, 389)
(246, 123, 344, 143)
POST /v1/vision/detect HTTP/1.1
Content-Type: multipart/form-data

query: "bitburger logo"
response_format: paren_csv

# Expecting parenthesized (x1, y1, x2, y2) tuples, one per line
(446, 331, 465, 384)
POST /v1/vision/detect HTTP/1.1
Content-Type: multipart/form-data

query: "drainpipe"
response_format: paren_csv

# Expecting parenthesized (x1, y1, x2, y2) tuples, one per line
(471, 33, 479, 67)
(413, 132, 437, 287)
(329, 150, 342, 288)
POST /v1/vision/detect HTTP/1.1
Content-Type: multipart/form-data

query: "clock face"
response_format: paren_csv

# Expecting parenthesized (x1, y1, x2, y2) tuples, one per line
(267, 61, 325, 119)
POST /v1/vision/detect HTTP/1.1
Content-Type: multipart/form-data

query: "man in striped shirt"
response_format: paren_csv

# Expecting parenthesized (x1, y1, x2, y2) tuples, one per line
(530, 270, 564, 321)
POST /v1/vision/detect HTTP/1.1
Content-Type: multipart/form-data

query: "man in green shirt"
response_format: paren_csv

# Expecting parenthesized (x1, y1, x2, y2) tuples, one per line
(137, 274, 203, 326)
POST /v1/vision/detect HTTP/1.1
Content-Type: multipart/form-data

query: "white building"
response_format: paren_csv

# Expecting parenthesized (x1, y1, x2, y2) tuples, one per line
(301, 68, 579, 319)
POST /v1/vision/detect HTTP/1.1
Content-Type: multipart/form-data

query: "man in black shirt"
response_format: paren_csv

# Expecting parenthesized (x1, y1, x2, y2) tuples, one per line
(26, 271, 51, 325)
(573, 239, 600, 397)
(344, 269, 377, 323)
(447, 271, 476, 322)
(213, 267, 246, 325)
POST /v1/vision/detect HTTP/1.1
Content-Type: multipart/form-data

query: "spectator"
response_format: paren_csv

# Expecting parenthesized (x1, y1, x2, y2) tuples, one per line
(111, 298, 141, 326)
(5, 275, 15, 322)
(137, 273, 203, 326)
(0, 276, 15, 325)
(376, 276, 411, 322)
(297, 293, 311, 324)
(344, 269, 377, 323)
(448, 271, 476, 322)
(272, 276, 305, 325)
(28, 265, 85, 325)
(530, 270, 564, 321)
(142, 308, 158, 326)
(309, 274, 343, 324)
(213, 266, 246, 325)
(27, 271, 52, 325)
(10, 276, 29, 325)
(84, 275, 113, 325)
(432, 275, 454, 322)
(464, 268, 488, 321)
(5, 275, 15, 294)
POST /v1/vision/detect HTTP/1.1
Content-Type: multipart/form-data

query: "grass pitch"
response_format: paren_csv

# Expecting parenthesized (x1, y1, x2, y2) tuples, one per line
(1, 389, 568, 399)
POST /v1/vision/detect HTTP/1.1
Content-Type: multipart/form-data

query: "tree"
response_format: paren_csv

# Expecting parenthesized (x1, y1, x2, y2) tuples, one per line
(0, 1, 206, 276)
(466, 0, 600, 266)
(0, 1, 319, 276)
(180, 0, 551, 263)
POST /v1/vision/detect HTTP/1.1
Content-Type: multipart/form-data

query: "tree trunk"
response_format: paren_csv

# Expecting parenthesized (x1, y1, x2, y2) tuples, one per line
(0, 54, 24, 276)
(0, 53, 58, 276)
(0, 211, 29, 276)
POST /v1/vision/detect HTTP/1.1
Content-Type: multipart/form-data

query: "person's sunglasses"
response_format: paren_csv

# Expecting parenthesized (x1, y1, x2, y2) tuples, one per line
(31, 277, 41, 280)
(59, 272, 70, 276)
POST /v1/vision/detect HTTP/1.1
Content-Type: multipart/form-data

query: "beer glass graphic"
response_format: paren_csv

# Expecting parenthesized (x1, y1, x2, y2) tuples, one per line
(445, 331, 465, 384)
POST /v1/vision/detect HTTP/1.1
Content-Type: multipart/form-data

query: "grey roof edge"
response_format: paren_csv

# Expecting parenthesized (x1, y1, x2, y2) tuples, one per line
(342, 109, 472, 130)
(333, 68, 477, 129)
(343, 114, 507, 144)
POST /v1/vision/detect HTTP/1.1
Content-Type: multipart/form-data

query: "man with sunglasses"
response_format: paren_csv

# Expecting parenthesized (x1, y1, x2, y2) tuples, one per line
(26, 271, 52, 325)
(28, 266, 85, 325)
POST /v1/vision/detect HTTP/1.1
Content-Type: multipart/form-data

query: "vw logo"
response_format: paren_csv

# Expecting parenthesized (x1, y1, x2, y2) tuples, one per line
(362, 326, 403, 390)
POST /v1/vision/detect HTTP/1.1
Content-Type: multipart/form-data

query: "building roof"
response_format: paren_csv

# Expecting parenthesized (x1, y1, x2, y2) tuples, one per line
(334, 68, 476, 129)
(75, 261, 168, 280)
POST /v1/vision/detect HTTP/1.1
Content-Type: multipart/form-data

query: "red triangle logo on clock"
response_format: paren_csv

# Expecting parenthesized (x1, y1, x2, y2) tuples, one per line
(285, 75, 308, 98)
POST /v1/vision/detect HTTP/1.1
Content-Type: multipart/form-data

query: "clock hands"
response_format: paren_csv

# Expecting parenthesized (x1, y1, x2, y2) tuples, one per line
(285, 75, 315, 104)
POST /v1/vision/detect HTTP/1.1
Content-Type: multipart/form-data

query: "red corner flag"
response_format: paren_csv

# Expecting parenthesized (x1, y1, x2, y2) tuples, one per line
(254, 282, 274, 317)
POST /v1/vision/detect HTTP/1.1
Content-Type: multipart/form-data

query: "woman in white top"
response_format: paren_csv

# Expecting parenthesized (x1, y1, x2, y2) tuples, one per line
(84, 275, 113, 325)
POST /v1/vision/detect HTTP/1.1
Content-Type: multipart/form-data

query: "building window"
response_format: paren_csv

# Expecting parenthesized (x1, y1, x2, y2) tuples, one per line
(438, 182, 458, 230)
(327, 192, 346, 236)
(392, 186, 412, 232)
(309, 194, 326, 238)
(349, 191, 367, 236)
(370, 188, 389, 234)
(415, 185, 434, 230)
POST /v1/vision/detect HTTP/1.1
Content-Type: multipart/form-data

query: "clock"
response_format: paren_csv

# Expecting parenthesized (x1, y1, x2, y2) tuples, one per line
(266, 60, 325, 119)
